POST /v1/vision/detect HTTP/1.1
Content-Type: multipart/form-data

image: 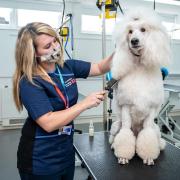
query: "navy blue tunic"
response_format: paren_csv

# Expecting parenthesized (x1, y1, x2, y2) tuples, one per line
(17, 59, 91, 175)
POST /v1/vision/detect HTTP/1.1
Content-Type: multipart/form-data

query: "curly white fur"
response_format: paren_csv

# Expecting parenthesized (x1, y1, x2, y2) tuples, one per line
(109, 8, 170, 165)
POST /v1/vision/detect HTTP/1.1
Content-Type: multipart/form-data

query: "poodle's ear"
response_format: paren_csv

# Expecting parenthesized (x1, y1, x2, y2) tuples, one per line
(143, 28, 171, 67)
(111, 20, 135, 80)
(112, 20, 129, 49)
(111, 49, 134, 80)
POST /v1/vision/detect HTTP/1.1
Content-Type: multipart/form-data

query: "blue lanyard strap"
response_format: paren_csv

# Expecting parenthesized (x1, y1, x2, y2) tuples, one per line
(56, 64, 69, 108)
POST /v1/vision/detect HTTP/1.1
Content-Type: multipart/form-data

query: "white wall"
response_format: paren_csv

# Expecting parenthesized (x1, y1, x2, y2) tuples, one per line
(0, 0, 180, 127)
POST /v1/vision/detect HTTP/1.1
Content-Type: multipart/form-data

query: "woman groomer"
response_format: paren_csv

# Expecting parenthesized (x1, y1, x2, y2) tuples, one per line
(13, 22, 113, 180)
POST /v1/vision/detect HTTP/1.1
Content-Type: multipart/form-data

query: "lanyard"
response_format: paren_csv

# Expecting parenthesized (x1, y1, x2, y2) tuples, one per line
(54, 84, 68, 109)
(55, 64, 69, 108)
(39, 64, 68, 109)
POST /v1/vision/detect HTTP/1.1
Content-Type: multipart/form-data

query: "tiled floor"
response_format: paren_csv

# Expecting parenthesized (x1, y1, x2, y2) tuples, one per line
(0, 126, 91, 180)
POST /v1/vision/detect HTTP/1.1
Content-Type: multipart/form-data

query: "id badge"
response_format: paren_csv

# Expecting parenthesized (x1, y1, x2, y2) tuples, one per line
(58, 125, 72, 135)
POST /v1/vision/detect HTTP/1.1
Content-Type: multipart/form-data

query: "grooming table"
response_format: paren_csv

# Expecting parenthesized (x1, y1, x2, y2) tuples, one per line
(74, 131, 180, 180)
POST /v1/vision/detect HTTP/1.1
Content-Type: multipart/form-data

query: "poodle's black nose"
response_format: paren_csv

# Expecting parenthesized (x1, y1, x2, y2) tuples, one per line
(131, 38, 139, 46)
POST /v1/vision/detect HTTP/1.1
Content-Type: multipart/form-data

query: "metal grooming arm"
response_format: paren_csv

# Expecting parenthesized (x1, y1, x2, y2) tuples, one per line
(158, 84, 180, 147)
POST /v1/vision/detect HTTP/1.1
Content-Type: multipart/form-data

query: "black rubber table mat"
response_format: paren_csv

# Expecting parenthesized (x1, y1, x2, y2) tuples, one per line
(74, 131, 180, 180)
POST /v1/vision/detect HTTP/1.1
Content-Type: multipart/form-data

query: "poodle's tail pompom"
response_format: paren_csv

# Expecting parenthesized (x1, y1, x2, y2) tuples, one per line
(159, 138, 166, 150)
(109, 134, 115, 145)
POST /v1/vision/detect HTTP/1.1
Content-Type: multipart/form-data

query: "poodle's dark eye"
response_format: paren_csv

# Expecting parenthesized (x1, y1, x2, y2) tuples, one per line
(141, 28, 146, 32)
(129, 30, 133, 34)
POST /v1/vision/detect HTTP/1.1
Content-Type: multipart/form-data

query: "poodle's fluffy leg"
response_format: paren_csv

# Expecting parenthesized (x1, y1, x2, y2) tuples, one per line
(109, 120, 121, 145)
(109, 102, 122, 145)
(136, 109, 161, 165)
(112, 105, 136, 164)
(144, 110, 166, 150)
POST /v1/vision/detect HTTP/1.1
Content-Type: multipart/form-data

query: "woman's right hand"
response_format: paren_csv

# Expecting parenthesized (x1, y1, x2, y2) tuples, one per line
(81, 91, 106, 109)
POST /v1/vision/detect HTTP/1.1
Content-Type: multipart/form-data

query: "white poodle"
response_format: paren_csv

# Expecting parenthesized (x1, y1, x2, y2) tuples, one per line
(109, 8, 170, 165)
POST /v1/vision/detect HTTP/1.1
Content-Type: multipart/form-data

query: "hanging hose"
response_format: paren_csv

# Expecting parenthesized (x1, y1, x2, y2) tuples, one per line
(69, 14, 74, 53)
(64, 31, 72, 59)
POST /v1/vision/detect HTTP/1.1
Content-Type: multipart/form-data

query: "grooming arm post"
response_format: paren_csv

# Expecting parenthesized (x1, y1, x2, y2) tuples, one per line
(101, 0, 108, 130)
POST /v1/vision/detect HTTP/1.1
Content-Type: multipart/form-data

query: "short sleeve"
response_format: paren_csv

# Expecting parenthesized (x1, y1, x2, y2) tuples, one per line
(19, 78, 54, 121)
(65, 59, 91, 78)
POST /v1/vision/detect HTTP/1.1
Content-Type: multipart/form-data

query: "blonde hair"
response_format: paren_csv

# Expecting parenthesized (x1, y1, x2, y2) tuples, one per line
(13, 22, 64, 111)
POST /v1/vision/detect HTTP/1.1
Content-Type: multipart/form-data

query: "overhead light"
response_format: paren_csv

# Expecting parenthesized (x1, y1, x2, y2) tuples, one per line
(144, 0, 180, 6)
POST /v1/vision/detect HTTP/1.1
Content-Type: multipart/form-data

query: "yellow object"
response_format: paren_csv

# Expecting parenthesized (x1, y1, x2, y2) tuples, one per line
(59, 27, 69, 37)
(106, 0, 113, 5)
(99, 9, 116, 19)
(97, 0, 117, 19)
(59, 27, 69, 41)
(98, 0, 113, 5)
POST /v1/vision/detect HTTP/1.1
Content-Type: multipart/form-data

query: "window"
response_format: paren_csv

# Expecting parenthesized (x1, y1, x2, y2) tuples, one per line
(163, 22, 180, 40)
(81, 14, 180, 39)
(81, 15, 118, 35)
(172, 28, 180, 40)
(17, 9, 61, 28)
(158, 12, 180, 40)
(81, 15, 101, 34)
(0, 7, 13, 26)
(144, 0, 180, 6)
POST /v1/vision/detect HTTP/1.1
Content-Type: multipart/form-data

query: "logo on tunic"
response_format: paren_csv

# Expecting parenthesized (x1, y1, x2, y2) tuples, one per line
(65, 78, 76, 87)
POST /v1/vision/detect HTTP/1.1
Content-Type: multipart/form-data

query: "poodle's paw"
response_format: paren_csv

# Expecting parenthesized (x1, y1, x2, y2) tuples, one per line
(136, 128, 160, 164)
(143, 158, 154, 166)
(109, 135, 115, 145)
(118, 157, 129, 164)
(113, 128, 136, 162)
